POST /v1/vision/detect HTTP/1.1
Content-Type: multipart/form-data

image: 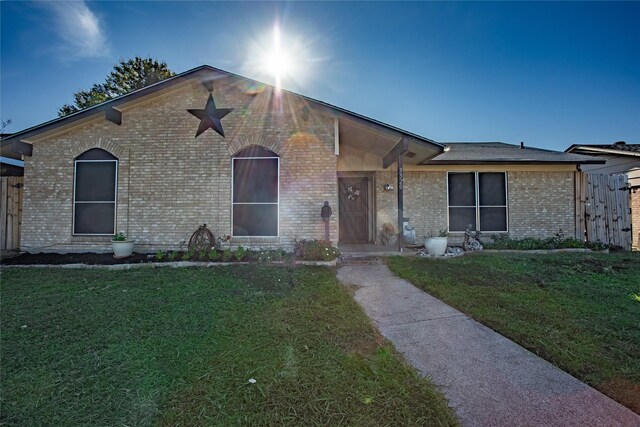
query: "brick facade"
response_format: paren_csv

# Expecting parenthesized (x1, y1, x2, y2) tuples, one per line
(20, 72, 580, 253)
(374, 169, 576, 245)
(21, 79, 337, 252)
(507, 171, 576, 239)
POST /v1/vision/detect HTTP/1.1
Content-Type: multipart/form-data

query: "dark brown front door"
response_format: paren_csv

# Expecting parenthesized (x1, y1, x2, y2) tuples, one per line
(339, 177, 369, 242)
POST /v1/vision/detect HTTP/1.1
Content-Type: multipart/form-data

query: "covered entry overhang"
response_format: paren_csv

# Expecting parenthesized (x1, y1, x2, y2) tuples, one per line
(335, 115, 444, 250)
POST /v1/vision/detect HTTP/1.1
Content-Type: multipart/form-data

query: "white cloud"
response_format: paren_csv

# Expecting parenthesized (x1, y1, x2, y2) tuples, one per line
(43, 1, 110, 59)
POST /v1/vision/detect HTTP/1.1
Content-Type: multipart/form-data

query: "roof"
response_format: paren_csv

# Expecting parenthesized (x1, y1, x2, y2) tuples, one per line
(565, 142, 640, 157)
(1, 65, 442, 152)
(423, 142, 604, 165)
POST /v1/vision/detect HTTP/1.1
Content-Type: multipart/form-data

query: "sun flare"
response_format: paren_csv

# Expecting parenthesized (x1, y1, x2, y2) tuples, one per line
(244, 22, 317, 91)
(267, 25, 291, 88)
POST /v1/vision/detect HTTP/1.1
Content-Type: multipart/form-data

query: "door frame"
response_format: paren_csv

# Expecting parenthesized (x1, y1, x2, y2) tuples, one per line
(337, 172, 376, 243)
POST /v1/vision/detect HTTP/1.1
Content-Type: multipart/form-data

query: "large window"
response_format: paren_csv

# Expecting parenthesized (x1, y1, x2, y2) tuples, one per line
(232, 146, 279, 237)
(73, 148, 118, 235)
(447, 172, 507, 232)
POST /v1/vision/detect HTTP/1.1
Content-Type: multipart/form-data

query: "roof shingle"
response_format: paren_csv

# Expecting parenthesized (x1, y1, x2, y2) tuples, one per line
(423, 142, 604, 164)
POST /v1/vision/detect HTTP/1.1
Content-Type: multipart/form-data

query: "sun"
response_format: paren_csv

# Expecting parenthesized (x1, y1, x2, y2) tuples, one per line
(244, 22, 314, 91)
(266, 25, 291, 88)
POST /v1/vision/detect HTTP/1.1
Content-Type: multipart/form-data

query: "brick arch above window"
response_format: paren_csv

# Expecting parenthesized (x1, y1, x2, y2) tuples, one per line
(227, 131, 281, 156)
(68, 138, 126, 160)
(75, 148, 118, 161)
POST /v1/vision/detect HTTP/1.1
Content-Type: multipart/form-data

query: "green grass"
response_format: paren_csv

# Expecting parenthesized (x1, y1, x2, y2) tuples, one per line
(387, 252, 640, 413)
(1, 266, 457, 426)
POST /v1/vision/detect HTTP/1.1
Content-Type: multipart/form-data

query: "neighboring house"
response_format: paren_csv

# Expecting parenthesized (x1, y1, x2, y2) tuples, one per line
(1, 134, 24, 176)
(566, 142, 640, 250)
(0, 65, 601, 253)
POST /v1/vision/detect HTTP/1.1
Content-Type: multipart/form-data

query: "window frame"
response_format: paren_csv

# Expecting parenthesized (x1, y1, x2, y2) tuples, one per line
(231, 153, 280, 238)
(446, 171, 508, 233)
(72, 158, 118, 236)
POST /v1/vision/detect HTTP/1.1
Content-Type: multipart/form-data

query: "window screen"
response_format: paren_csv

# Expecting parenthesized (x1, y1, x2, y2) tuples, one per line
(73, 149, 117, 235)
(232, 147, 279, 237)
(479, 173, 506, 206)
(448, 172, 477, 232)
(448, 172, 507, 232)
(448, 172, 475, 206)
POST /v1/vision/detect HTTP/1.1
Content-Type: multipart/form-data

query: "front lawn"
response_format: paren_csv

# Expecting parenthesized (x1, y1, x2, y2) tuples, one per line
(387, 252, 640, 413)
(1, 266, 457, 426)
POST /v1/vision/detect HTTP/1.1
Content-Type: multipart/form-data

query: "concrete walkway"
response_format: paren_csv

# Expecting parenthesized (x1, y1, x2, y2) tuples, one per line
(337, 263, 640, 427)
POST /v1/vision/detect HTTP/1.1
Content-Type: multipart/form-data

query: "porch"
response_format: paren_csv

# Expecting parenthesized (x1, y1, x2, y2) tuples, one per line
(335, 115, 444, 249)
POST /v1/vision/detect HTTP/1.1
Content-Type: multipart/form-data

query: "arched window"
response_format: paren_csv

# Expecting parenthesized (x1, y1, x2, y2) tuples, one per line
(73, 148, 118, 235)
(232, 146, 279, 237)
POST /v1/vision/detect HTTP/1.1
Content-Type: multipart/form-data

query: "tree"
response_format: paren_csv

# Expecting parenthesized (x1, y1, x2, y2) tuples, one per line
(58, 57, 175, 116)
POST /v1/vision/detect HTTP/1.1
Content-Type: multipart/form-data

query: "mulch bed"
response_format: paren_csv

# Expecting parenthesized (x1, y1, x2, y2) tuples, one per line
(1, 252, 155, 265)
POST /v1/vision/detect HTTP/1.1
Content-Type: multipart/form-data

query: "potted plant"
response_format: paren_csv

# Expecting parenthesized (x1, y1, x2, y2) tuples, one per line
(424, 229, 448, 256)
(112, 232, 135, 258)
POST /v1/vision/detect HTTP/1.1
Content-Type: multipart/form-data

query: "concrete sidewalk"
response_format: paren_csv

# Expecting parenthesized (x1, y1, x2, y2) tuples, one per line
(337, 263, 640, 427)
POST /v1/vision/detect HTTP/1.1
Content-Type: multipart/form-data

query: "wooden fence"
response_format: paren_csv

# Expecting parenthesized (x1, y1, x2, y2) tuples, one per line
(575, 172, 632, 250)
(1, 176, 23, 251)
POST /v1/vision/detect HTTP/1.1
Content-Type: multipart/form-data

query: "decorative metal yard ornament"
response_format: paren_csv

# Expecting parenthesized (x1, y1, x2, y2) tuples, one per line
(187, 94, 233, 138)
(188, 224, 216, 252)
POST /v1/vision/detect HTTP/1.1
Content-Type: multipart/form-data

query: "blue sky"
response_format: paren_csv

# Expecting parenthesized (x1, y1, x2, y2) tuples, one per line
(2, 1, 639, 151)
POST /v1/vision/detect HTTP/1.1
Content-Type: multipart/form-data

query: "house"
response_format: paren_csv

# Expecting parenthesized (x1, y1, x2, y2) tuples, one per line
(1, 134, 24, 176)
(0, 65, 602, 253)
(566, 142, 640, 250)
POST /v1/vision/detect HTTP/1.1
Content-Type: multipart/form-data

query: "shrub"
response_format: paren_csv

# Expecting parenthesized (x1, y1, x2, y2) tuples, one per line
(222, 249, 232, 262)
(182, 250, 194, 261)
(294, 239, 340, 261)
(255, 249, 287, 262)
(235, 245, 247, 261)
(484, 233, 608, 251)
(154, 250, 165, 261)
(208, 250, 220, 261)
(167, 252, 177, 261)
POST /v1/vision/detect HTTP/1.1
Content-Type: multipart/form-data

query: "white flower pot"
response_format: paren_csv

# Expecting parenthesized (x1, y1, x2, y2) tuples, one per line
(425, 237, 448, 256)
(112, 240, 135, 258)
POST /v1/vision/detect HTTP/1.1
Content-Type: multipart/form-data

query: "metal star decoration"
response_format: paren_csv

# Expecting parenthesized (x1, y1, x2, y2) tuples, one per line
(187, 94, 234, 138)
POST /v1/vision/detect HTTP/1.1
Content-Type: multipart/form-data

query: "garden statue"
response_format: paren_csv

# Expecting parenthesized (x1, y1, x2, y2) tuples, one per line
(463, 225, 483, 251)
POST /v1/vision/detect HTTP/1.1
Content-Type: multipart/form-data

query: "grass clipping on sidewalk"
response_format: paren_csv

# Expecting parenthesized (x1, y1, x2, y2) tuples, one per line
(1, 266, 457, 426)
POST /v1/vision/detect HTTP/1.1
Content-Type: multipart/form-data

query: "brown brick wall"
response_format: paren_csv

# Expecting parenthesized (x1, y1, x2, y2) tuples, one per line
(373, 170, 576, 245)
(21, 79, 337, 252)
(507, 171, 576, 239)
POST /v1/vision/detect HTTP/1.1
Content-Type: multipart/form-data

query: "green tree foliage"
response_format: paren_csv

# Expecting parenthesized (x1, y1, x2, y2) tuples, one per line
(58, 57, 175, 116)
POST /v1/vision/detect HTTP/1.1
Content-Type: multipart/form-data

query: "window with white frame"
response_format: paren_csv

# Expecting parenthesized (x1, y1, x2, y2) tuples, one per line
(232, 146, 279, 237)
(73, 148, 118, 235)
(447, 172, 507, 232)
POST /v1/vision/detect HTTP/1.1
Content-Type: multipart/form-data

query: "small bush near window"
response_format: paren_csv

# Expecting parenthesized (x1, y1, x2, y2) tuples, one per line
(484, 233, 608, 251)
(222, 249, 233, 262)
(234, 246, 248, 261)
(294, 239, 341, 261)
(154, 250, 165, 261)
